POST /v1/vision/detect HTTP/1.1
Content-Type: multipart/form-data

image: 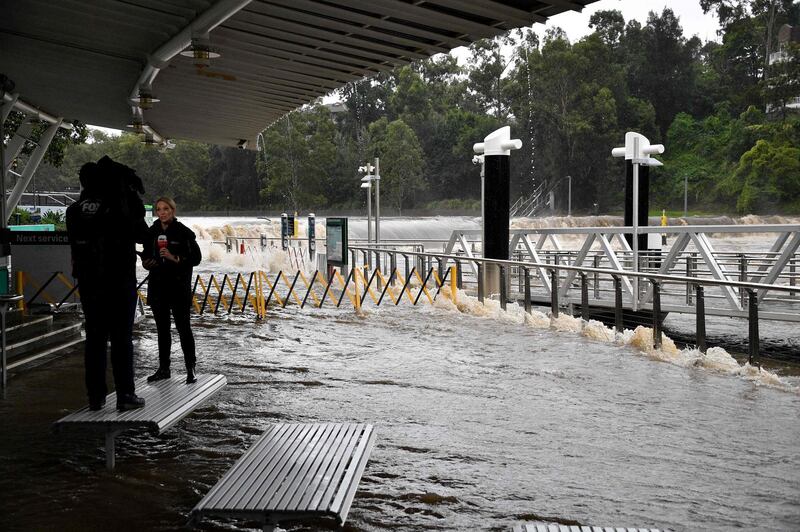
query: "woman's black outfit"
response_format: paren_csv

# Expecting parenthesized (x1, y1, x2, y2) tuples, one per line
(143, 218, 201, 383)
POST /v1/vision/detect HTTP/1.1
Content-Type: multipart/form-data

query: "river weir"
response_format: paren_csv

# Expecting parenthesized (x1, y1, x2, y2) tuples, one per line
(1, 216, 799, 532)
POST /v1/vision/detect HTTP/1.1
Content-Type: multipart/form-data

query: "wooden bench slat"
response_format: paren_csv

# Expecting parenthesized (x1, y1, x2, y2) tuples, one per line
(294, 423, 358, 511)
(245, 423, 321, 510)
(53, 374, 227, 433)
(212, 423, 306, 510)
(273, 422, 343, 511)
(331, 424, 374, 521)
(312, 423, 365, 512)
(513, 525, 663, 532)
(192, 422, 375, 527)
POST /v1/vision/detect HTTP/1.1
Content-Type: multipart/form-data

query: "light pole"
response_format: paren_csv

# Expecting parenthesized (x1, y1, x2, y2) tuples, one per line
(567, 175, 572, 217)
(684, 174, 688, 218)
(374, 157, 380, 244)
(360, 180, 371, 243)
(358, 161, 379, 244)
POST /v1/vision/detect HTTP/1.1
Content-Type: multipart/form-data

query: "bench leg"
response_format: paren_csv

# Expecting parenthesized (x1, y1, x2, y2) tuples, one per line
(262, 519, 282, 532)
(105, 429, 121, 471)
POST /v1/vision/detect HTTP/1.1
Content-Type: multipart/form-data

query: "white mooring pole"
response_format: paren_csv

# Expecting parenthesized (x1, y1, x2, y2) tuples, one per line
(612, 132, 664, 312)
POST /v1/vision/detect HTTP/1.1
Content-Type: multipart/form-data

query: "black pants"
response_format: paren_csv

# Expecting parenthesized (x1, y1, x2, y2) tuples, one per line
(151, 296, 195, 371)
(79, 277, 137, 403)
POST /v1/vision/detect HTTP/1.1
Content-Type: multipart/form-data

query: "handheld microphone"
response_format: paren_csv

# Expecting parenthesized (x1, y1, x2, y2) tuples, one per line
(157, 235, 168, 262)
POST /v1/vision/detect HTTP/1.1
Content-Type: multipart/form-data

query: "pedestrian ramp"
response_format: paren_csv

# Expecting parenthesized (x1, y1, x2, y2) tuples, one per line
(53, 373, 226, 470)
(513, 523, 666, 532)
(191, 422, 375, 531)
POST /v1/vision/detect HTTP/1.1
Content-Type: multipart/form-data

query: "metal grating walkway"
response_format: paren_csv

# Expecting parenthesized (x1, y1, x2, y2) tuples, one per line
(192, 422, 375, 530)
(54, 373, 227, 469)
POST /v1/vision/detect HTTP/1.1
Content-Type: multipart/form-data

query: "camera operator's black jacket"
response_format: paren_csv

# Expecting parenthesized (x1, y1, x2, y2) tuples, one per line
(143, 219, 201, 306)
(67, 190, 147, 281)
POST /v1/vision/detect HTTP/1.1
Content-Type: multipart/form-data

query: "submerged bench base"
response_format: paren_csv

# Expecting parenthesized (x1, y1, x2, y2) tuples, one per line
(54, 374, 227, 469)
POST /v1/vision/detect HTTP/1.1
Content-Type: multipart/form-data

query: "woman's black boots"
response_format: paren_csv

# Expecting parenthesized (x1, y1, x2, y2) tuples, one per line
(186, 364, 197, 384)
(147, 367, 171, 382)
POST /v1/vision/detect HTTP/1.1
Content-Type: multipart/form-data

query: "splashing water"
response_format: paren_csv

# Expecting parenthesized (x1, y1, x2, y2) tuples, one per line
(433, 289, 797, 394)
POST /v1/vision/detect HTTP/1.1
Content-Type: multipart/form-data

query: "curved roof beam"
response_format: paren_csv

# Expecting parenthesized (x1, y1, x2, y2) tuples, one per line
(129, 0, 252, 145)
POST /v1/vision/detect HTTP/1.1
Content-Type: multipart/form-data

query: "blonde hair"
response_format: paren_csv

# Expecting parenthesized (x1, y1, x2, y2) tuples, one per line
(155, 197, 177, 211)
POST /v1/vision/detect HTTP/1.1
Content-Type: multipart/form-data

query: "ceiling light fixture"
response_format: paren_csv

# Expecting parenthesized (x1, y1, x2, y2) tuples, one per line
(131, 85, 160, 109)
(180, 35, 220, 68)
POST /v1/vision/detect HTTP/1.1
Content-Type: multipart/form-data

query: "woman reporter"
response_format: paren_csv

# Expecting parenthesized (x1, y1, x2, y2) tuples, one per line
(141, 197, 202, 384)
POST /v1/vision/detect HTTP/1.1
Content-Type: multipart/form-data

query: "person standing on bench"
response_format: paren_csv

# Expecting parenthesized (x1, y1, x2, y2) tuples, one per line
(142, 197, 202, 385)
(66, 157, 149, 411)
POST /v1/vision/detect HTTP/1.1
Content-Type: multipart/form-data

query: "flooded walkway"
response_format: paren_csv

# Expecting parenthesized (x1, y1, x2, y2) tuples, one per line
(1, 298, 799, 531)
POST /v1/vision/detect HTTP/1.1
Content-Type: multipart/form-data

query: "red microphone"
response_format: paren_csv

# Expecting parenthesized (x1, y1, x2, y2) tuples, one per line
(157, 235, 168, 262)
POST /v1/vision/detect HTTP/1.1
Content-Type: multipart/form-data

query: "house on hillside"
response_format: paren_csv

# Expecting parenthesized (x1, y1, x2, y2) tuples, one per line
(766, 24, 800, 114)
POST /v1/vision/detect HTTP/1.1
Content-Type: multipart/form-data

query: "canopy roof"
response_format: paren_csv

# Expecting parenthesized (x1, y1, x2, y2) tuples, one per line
(1, 0, 598, 148)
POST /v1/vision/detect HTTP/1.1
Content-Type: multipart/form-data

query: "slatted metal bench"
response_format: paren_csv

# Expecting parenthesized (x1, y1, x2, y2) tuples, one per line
(513, 523, 666, 532)
(54, 373, 227, 469)
(191, 422, 375, 531)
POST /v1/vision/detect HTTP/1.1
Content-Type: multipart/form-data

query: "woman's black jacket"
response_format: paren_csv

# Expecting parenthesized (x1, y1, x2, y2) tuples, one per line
(143, 218, 201, 305)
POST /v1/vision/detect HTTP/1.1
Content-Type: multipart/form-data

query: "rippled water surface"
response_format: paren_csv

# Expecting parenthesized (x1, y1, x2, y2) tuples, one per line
(2, 299, 799, 531)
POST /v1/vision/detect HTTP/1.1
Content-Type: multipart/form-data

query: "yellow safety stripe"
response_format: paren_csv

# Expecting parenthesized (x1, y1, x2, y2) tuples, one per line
(260, 271, 284, 307)
(196, 277, 208, 313)
(413, 269, 434, 304)
(226, 274, 243, 310)
(358, 268, 380, 304)
(211, 276, 229, 312)
(334, 270, 356, 306)
(375, 270, 398, 305)
(298, 271, 321, 307)
(279, 271, 304, 306)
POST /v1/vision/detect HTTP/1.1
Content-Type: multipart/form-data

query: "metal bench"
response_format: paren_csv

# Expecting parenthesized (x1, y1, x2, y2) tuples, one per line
(53, 373, 227, 469)
(191, 422, 375, 531)
(513, 523, 665, 532)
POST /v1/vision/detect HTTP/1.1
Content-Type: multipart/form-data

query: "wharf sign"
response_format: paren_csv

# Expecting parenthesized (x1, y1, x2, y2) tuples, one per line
(9, 231, 71, 245)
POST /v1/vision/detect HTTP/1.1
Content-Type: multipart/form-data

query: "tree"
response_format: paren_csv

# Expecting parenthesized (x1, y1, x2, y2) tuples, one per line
(368, 119, 425, 214)
(258, 105, 337, 212)
(624, 8, 699, 137)
(720, 138, 800, 212)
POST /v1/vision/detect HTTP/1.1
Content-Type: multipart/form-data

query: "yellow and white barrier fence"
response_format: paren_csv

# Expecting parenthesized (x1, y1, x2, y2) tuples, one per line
(173, 265, 458, 319)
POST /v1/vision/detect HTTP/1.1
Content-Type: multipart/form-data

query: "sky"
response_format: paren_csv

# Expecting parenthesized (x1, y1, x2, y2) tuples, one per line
(537, 0, 721, 43)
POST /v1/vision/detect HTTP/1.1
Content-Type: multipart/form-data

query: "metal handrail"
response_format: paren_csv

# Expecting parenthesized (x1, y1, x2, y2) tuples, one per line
(351, 246, 797, 295)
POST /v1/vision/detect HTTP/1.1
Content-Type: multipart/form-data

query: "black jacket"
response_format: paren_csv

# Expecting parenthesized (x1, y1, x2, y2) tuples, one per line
(143, 219, 201, 304)
(66, 191, 147, 281)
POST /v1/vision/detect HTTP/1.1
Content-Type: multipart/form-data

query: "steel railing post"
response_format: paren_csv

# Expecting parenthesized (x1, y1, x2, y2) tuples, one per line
(580, 272, 588, 321)
(748, 289, 759, 366)
(499, 265, 507, 311)
(477, 262, 484, 304)
(524, 267, 531, 314)
(550, 269, 559, 318)
(652, 280, 662, 349)
(614, 275, 623, 333)
(695, 284, 706, 353)
(740, 254, 747, 308)
(686, 254, 694, 304)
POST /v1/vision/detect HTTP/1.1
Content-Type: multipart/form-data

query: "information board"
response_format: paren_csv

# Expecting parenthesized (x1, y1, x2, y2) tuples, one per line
(325, 217, 348, 266)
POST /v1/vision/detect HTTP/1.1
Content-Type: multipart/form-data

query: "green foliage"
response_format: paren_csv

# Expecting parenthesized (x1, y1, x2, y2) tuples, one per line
(9, 208, 32, 226)
(40, 210, 66, 230)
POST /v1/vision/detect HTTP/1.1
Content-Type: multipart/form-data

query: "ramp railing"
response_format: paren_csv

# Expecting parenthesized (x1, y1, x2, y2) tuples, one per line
(350, 245, 800, 364)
